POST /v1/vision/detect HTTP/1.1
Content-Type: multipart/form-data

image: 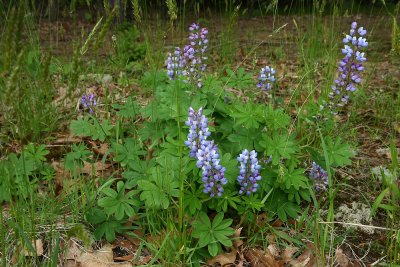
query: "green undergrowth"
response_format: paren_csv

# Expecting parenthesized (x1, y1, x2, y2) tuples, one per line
(0, 0, 399, 266)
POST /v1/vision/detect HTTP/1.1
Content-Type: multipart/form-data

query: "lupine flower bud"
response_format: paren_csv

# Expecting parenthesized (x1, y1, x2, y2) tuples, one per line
(329, 22, 368, 114)
(237, 149, 262, 195)
(81, 93, 97, 113)
(309, 162, 328, 191)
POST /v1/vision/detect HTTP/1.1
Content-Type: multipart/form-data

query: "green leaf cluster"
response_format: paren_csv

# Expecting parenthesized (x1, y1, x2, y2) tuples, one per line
(192, 212, 234, 256)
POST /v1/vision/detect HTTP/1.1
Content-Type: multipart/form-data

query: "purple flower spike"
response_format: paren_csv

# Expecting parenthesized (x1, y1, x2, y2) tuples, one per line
(165, 22, 208, 89)
(309, 162, 328, 192)
(166, 47, 185, 80)
(257, 66, 276, 94)
(81, 93, 97, 113)
(328, 22, 368, 114)
(237, 149, 262, 195)
(185, 107, 227, 197)
(184, 107, 210, 158)
(196, 140, 227, 197)
(184, 23, 208, 88)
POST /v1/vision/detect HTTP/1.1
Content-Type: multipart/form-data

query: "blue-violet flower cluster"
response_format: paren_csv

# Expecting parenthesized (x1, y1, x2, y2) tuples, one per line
(237, 150, 262, 195)
(166, 47, 185, 80)
(329, 21, 368, 114)
(185, 107, 227, 197)
(184, 23, 208, 88)
(309, 162, 328, 191)
(196, 140, 227, 197)
(166, 23, 208, 88)
(184, 107, 210, 158)
(256, 66, 276, 94)
(81, 93, 97, 113)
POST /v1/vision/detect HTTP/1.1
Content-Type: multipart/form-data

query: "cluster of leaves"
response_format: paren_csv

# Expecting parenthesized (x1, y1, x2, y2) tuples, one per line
(63, 60, 356, 260)
(0, 144, 53, 202)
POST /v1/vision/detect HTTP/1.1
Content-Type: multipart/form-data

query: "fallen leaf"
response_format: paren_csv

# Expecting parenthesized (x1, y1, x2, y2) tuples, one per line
(282, 246, 299, 263)
(89, 141, 109, 156)
(23, 239, 43, 257)
(114, 254, 134, 261)
(232, 227, 244, 248)
(79, 244, 114, 267)
(51, 133, 83, 144)
(271, 219, 283, 228)
(207, 249, 237, 266)
(335, 248, 349, 267)
(64, 239, 83, 261)
(376, 148, 400, 161)
(245, 248, 282, 267)
(289, 247, 312, 267)
(81, 161, 111, 176)
(394, 122, 400, 134)
(256, 212, 268, 227)
(267, 244, 280, 258)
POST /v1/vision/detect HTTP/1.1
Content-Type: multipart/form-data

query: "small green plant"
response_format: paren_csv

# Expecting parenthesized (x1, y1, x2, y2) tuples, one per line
(85, 207, 134, 242)
(64, 143, 92, 171)
(98, 181, 140, 220)
(222, 67, 254, 89)
(192, 212, 234, 256)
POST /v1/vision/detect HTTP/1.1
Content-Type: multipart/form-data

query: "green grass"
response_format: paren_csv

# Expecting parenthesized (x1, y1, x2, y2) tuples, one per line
(0, 0, 399, 266)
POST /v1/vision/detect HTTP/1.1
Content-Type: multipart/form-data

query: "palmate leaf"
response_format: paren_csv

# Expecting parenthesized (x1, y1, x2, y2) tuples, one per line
(277, 202, 301, 223)
(230, 103, 264, 129)
(111, 138, 144, 167)
(23, 143, 49, 164)
(263, 105, 290, 131)
(222, 68, 253, 89)
(137, 167, 179, 210)
(214, 190, 241, 212)
(137, 180, 169, 209)
(192, 212, 234, 256)
(260, 133, 298, 165)
(184, 189, 203, 216)
(70, 116, 92, 137)
(112, 96, 139, 118)
(227, 127, 262, 153)
(281, 168, 308, 191)
(325, 137, 355, 167)
(266, 189, 301, 222)
(97, 181, 140, 220)
(70, 117, 113, 141)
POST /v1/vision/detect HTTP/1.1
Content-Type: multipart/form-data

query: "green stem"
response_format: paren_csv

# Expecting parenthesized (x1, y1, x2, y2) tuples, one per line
(318, 127, 334, 266)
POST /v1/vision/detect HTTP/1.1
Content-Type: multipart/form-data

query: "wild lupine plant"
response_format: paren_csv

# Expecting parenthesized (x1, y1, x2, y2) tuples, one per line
(185, 107, 227, 197)
(81, 93, 97, 113)
(329, 21, 368, 114)
(166, 23, 208, 88)
(257, 66, 276, 94)
(309, 162, 329, 191)
(237, 150, 262, 195)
